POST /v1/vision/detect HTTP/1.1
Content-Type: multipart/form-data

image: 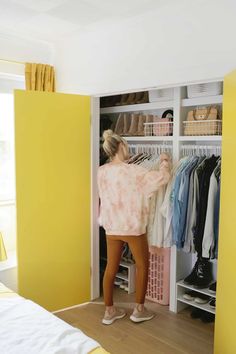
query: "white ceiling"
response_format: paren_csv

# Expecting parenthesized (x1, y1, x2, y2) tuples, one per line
(0, 0, 170, 42)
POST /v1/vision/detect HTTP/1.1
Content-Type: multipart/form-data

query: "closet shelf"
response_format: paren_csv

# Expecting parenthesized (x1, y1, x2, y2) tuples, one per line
(179, 136, 222, 141)
(182, 95, 223, 107)
(125, 136, 173, 142)
(177, 280, 216, 298)
(116, 272, 128, 281)
(119, 260, 135, 267)
(101, 257, 135, 268)
(125, 136, 221, 142)
(100, 101, 173, 114)
(177, 295, 215, 315)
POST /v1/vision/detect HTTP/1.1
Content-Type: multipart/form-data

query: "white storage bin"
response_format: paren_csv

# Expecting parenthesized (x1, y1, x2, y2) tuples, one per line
(187, 82, 223, 98)
(148, 88, 174, 102)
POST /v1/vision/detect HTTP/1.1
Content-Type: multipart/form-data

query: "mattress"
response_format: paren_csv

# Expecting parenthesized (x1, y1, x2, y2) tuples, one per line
(0, 282, 109, 354)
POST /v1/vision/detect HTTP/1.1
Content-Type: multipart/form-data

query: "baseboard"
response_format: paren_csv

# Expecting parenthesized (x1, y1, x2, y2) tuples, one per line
(52, 301, 90, 314)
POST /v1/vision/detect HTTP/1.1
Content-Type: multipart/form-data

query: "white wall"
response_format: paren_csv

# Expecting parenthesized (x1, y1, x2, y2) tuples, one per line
(0, 33, 54, 77)
(55, 0, 236, 95)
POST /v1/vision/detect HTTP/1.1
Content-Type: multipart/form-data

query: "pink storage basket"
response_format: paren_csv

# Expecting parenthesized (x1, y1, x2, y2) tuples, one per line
(146, 246, 170, 305)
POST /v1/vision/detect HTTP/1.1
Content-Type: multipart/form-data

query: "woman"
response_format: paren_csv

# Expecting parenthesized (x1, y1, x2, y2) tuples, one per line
(98, 130, 171, 325)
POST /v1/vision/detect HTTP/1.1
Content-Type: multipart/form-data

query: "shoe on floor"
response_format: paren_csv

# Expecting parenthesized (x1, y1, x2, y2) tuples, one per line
(201, 311, 215, 323)
(130, 306, 155, 323)
(102, 308, 126, 325)
(190, 308, 205, 319)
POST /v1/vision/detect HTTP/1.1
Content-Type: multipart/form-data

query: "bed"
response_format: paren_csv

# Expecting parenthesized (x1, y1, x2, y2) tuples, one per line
(0, 282, 109, 354)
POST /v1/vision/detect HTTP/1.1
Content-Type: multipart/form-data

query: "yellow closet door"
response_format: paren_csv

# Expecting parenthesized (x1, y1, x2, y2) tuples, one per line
(214, 71, 236, 353)
(15, 90, 91, 311)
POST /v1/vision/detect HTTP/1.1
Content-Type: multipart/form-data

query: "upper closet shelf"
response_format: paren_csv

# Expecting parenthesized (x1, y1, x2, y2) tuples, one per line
(125, 136, 173, 142)
(179, 136, 222, 141)
(182, 95, 223, 107)
(100, 100, 173, 114)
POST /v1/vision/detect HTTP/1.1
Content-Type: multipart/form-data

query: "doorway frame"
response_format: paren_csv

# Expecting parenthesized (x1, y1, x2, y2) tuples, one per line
(90, 77, 223, 301)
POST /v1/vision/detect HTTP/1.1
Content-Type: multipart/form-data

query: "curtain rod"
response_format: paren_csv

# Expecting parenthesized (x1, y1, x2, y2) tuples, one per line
(0, 59, 24, 65)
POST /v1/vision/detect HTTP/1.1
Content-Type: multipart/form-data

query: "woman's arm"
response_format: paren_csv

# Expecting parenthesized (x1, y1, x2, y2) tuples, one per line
(137, 154, 172, 197)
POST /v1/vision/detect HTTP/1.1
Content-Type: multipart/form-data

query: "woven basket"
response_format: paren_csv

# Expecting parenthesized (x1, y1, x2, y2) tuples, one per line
(183, 120, 222, 136)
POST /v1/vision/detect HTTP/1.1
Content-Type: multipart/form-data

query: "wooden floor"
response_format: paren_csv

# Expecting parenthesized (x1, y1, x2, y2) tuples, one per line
(56, 288, 214, 354)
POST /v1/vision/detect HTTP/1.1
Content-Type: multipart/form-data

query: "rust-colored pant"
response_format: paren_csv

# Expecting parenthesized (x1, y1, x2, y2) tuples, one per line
(103, 234, 149, 306)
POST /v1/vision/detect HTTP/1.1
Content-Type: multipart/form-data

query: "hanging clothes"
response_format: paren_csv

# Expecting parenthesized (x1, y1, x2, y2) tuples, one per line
(194, 156, 219, 256)
(177, 157, 199, 248)
(202, 161, 221, 258)
(169, 154, 221, 259)
(183, 156, 205, 253)
(171, 157, 190, 248)
(160, 163, 179, 248)
(213, 179, 221, 259)
(151, 185, 166, 247)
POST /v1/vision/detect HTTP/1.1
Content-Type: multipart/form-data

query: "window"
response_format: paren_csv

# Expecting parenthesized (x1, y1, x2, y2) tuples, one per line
(0, 76, 24, 257)
(0, 94, 15, 201)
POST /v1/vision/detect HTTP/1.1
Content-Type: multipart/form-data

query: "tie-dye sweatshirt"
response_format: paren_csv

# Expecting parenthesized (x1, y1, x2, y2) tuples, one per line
(97, 159, 171, 236)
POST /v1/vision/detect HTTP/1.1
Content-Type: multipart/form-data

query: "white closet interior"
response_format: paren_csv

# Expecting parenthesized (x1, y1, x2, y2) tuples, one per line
(92, 79, 223, 315)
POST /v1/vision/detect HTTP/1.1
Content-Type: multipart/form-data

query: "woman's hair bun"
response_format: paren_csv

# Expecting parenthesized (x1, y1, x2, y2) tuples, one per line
(103, 129, 113, 141)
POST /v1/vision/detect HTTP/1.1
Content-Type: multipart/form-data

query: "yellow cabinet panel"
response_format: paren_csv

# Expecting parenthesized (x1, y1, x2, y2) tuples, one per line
(214, 72, 236, 354)
(15, 90, 91, 311)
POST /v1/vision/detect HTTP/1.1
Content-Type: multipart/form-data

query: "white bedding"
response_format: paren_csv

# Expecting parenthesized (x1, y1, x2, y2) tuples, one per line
(0, 295, 100, 354)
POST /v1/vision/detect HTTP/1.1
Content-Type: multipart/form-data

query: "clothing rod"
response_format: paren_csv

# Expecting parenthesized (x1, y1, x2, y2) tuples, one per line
(181, 144, 221, 156)
(129, 143, 173, 147)
(0, 58, 25, 65)
(181, 145, 222, 150)
(129, 144, 172, 149)
(129, 143, 172, 154)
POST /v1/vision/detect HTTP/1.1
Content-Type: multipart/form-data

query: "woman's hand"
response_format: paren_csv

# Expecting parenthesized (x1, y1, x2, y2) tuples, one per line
(160, 153, 171, 162)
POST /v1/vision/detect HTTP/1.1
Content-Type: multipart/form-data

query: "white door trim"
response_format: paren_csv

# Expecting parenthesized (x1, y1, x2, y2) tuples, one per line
(90, 97, 100, 300)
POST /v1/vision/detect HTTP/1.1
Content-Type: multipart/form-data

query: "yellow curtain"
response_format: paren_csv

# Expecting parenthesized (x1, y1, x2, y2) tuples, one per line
(0, 232, 7, 262)
(25, 63, 55, 92)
